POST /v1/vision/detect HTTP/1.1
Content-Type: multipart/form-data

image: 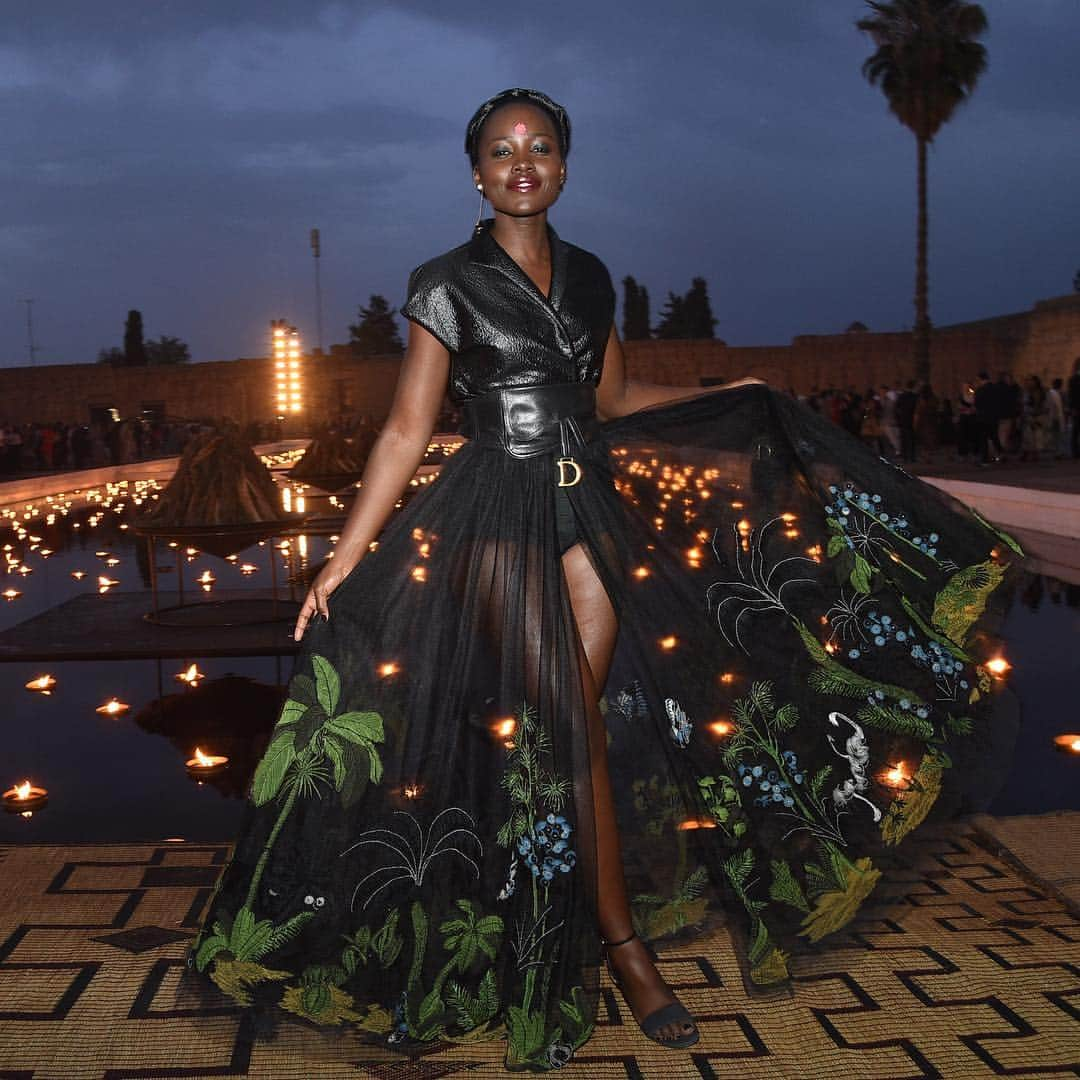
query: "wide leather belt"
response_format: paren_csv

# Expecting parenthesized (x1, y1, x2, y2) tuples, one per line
(461, 382, 599, 487)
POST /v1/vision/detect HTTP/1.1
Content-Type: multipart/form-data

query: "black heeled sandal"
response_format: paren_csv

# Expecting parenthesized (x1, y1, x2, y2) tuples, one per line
(602, 930, 700, 1049)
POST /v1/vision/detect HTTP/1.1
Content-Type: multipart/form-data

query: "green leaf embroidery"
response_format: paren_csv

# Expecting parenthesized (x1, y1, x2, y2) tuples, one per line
(251, 731, 296, 806)
(850, 554, 873, 594)
(311, 654, 341, 717)
(855, 701, 934, 740)
(326, 710, 384, 744)
(723, 848, 754, 891)
(275, 698, 307, 728)
(324, 736, 346, 791)
(900, 595, 975, 662)
(773, 703, 799, 732)
(809, 765, 833, 805)
(932, 560, 1005, 646)
(970, 507, 1024, 555)
(769, 859, 810, 912)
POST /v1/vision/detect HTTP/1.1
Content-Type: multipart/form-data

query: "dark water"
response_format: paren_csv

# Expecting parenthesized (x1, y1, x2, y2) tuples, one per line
(1, 475, 1076, 842)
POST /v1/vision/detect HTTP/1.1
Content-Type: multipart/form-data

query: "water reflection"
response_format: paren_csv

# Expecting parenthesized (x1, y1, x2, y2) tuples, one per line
(132, 673, 281, 800)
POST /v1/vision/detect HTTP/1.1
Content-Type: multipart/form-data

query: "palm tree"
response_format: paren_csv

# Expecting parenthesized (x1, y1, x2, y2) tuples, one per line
(856, 0, 988, 384)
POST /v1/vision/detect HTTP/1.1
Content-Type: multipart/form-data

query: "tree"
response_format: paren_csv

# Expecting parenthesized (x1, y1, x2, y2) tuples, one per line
(857, 0, 988, 384)
(1073, 267, 1080, 293)
(97, 346, 124, 366)
(621, 276, 651, 340)
(654, 292, 687, 339)
(683, 277, 717, 338)
(145, 335, 192, 365)
(123, 309, 147, 366)
(349, 295, 404, 356)
(846, 320, 870, 333)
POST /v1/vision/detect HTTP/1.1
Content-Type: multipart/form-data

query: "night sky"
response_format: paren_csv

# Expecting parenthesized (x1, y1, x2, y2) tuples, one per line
(3, 0, 1078, 368)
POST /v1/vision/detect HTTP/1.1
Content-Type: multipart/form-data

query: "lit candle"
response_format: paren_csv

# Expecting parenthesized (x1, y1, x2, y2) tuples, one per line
(708, 719, 733, 737)
(175, 663, 206, 687)
(677, 818, 718, 831)
(2, 588, 21, 601)
(494, 717, 517, 739)
(402, 782, 423, 799)
(378, 662, 400, 678)
(659, 635, 677, 651)
(1052, 734, 1080, 756)
(882, 761, 910, 788)
(3, 779, 49, 813)
(25, 674, 56, 695)
(71, 570, 86, 580)
(95, 698, 130, 717)
(239, 563, 257, 574)
(185, 747, 230, 777)
(985, 656, 1011, 677)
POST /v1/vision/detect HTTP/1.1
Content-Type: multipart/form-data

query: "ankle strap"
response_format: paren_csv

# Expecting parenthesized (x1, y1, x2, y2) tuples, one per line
(602, 930, 637, 948)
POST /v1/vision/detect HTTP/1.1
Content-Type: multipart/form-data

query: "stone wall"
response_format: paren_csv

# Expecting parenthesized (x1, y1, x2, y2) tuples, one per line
(2, 293, 1078, 427)
(0, 348, 403, 428)
(623, 292, 1080, 395)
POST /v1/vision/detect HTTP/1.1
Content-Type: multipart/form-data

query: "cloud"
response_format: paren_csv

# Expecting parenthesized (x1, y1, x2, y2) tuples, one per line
(0, 43, 126, 97)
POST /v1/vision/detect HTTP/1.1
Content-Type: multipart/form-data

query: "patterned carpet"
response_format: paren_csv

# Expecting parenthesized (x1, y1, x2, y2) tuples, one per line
(0, 821, 1078, 1079)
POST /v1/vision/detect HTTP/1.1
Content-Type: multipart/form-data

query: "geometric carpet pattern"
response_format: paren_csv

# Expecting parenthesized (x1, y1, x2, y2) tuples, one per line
(1, 824, 1078, 1079)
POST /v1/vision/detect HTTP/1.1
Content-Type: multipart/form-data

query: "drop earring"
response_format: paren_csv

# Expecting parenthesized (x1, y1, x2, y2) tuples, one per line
(473, 183, 485, 235)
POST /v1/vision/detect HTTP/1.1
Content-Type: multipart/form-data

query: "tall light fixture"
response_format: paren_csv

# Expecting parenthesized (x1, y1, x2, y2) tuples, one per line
(270, 319, 303, 416)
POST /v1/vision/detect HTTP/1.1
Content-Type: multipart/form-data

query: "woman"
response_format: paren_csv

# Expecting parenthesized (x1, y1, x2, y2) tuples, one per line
(1019, 374, 1047, 462)
(186, 89, 1020, 1071)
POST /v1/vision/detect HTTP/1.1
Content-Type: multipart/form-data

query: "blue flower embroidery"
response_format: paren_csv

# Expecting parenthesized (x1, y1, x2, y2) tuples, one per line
(520, 814, 576, 880)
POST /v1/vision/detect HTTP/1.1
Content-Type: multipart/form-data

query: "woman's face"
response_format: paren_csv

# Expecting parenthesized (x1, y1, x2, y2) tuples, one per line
(472, 102, 565, 219)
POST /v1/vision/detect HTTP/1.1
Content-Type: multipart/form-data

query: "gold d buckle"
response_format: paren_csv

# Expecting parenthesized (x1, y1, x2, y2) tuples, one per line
(556, 456, 582, 487)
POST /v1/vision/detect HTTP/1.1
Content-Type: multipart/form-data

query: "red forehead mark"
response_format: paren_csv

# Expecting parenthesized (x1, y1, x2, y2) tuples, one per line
(513, 121, 528, 135)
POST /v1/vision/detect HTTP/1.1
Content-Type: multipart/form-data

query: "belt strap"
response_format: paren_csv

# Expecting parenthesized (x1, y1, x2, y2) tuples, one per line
(461, 383, 598, 460)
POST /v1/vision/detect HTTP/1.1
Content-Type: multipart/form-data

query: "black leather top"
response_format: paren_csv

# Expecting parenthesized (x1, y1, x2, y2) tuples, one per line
(400, 218, 616, 405)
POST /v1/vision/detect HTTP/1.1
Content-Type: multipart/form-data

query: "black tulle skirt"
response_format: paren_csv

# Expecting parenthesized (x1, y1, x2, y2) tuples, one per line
(184, 384, 1021, 1071)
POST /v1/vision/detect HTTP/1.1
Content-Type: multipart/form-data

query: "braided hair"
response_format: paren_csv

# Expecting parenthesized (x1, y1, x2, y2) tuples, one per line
(464, 88, 571, 167)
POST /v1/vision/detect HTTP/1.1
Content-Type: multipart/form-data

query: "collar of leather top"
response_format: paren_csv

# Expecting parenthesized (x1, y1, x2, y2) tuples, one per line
(467, 218, 569, 313)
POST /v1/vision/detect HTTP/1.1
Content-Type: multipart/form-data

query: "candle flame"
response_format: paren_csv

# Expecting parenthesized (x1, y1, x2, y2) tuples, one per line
(378, 661, 399, 677)
(986, 656, 1011, 677)
(659, 635, 677, 650)
(709, 719, 733, 736)
(884, 762, 909, 787)
(15, 780, 31, 800)
(494, 718, 517, 738)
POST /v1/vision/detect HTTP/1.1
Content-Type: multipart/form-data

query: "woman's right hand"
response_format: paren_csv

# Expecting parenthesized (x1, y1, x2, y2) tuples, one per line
(293, 558, 357, 641)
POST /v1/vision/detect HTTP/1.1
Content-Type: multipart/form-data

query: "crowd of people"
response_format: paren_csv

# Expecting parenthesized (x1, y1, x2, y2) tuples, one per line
(795, 359, 1080, 466)
(4, 361, 1079, 480)
(0, 416, 284, 477)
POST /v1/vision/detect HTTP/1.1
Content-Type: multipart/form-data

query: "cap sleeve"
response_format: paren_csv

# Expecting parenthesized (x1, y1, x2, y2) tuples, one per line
(401, 261, 462, 354)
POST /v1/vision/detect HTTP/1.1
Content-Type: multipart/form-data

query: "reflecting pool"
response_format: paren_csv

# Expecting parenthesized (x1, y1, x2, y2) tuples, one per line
(1, 471, 1076, 842)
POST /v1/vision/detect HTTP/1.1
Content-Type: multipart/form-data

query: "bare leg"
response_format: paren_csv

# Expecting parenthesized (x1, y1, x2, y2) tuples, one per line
(560, 541, 698, 1044)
